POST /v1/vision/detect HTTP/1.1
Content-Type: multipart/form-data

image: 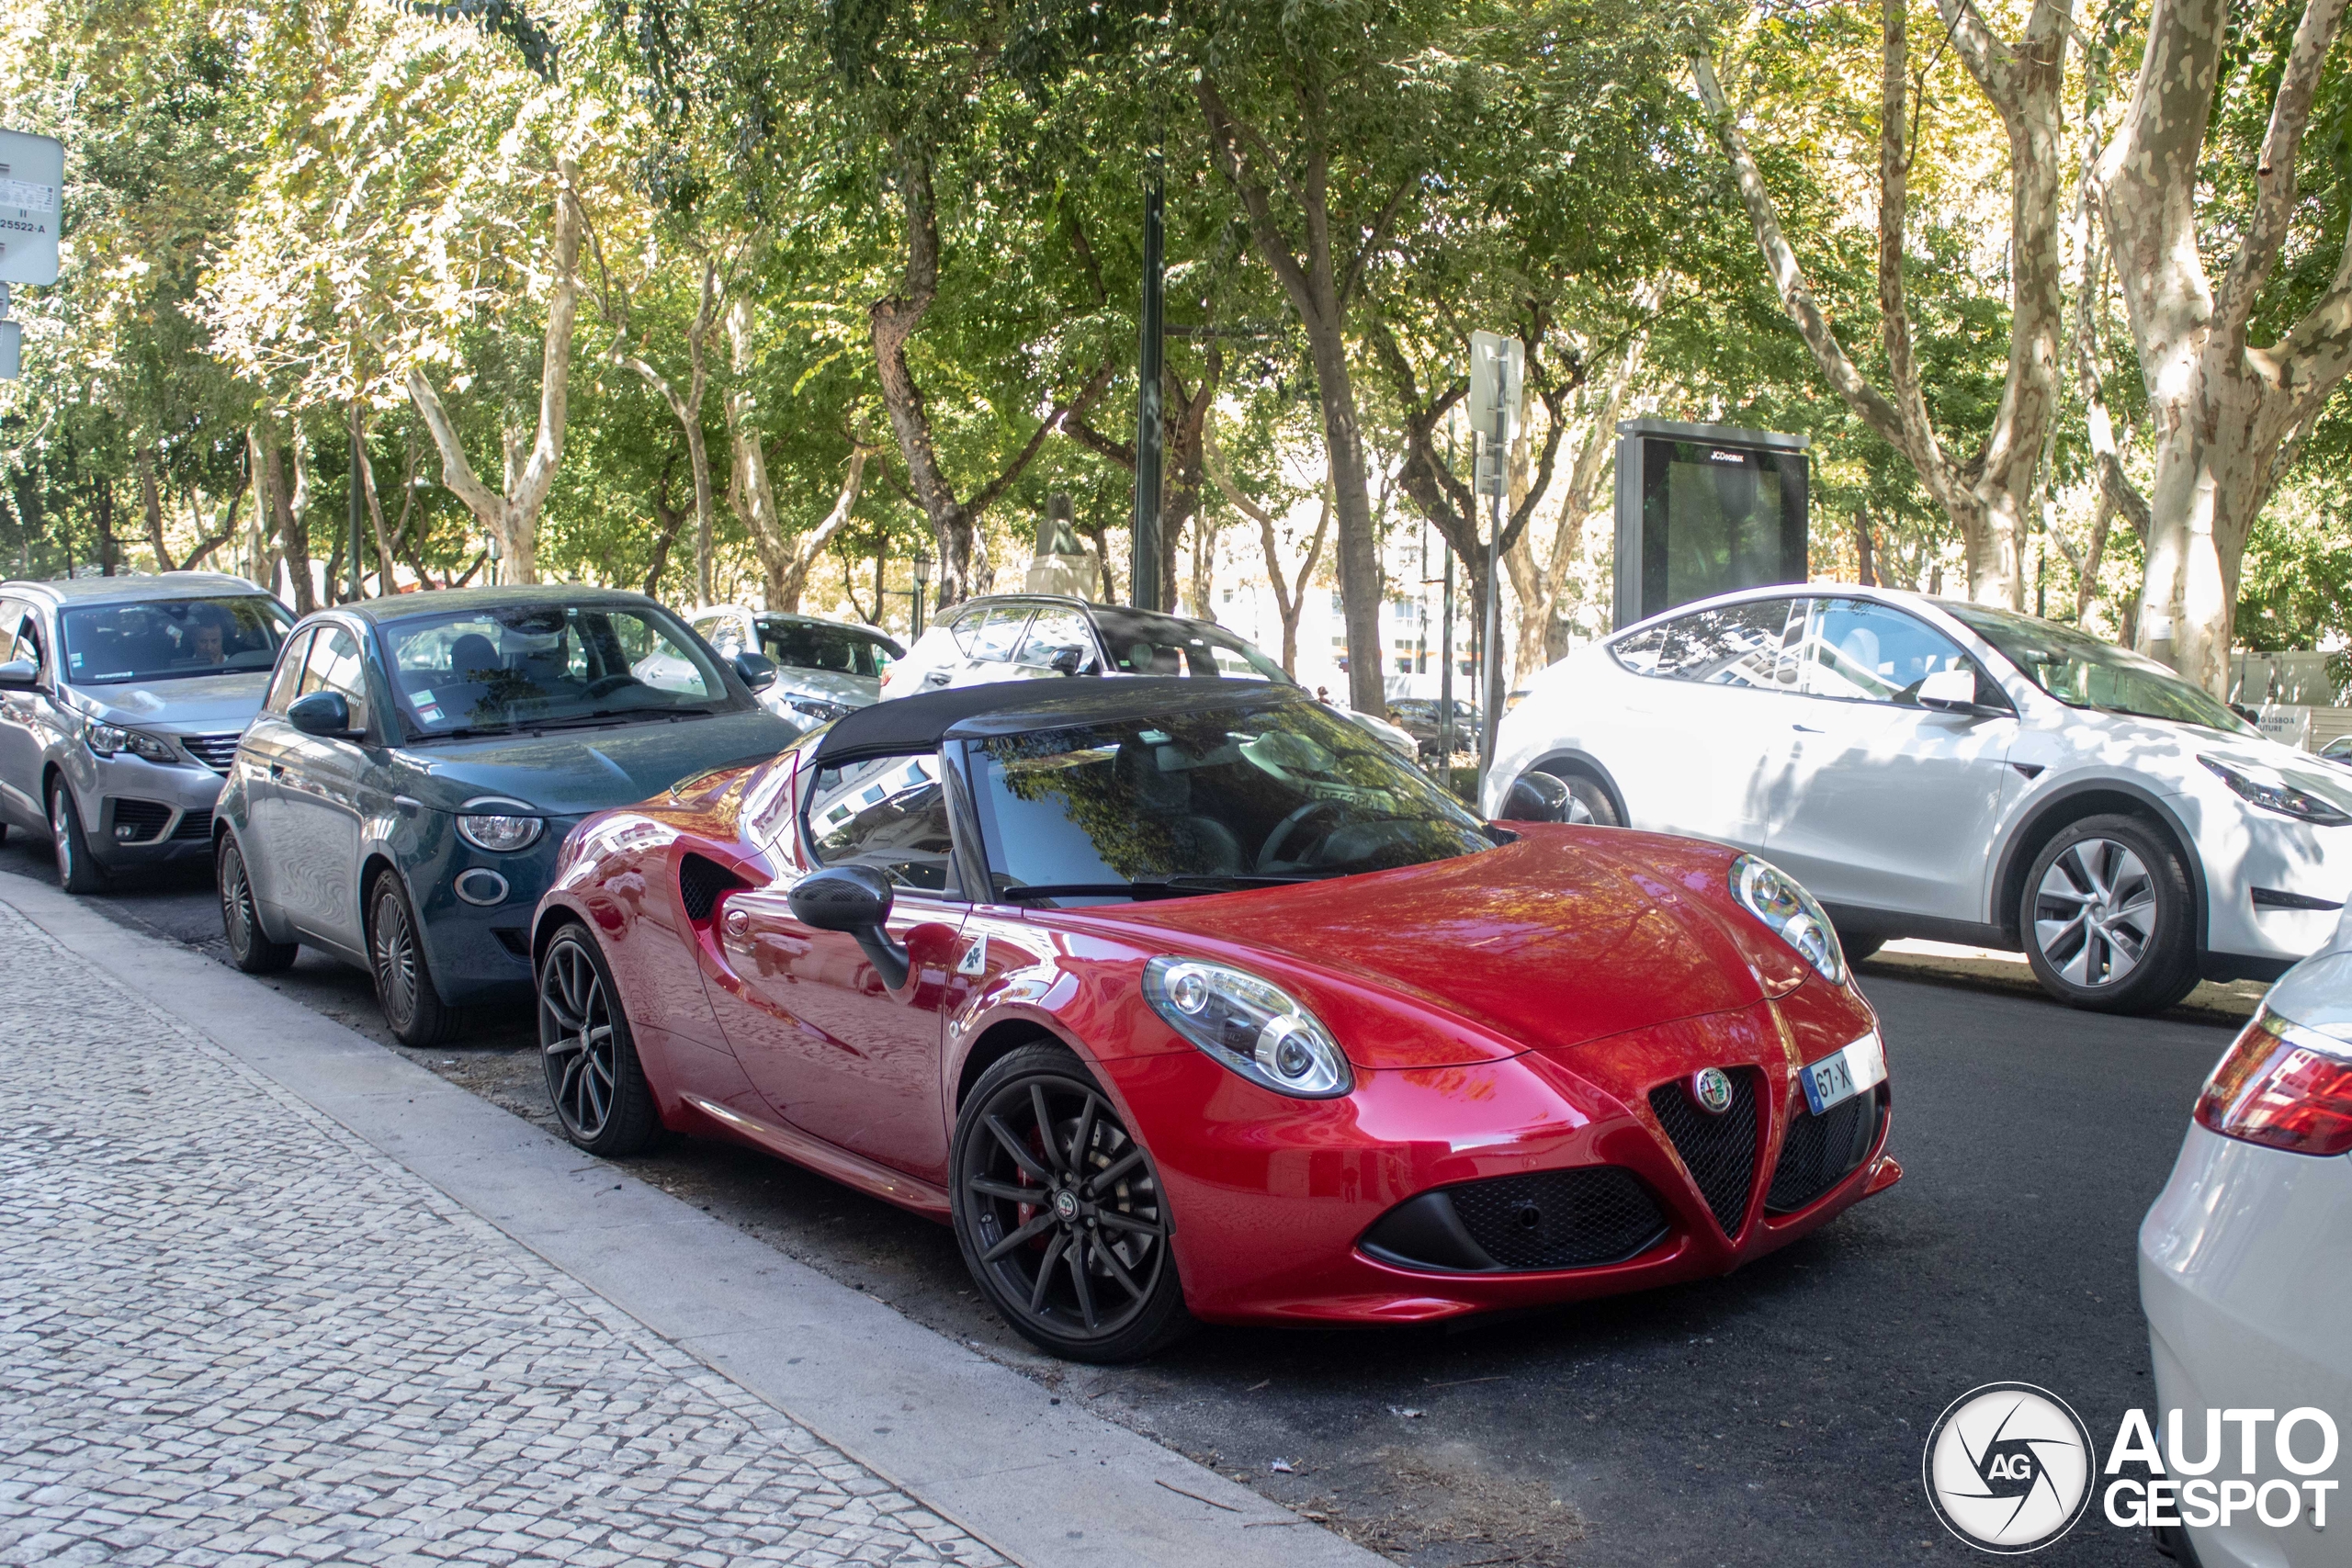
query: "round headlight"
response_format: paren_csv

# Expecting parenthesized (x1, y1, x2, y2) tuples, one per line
(1730, 853, 1845, 984)
(1142, 956, 1352, 1098)
(457, 813, 546, 853)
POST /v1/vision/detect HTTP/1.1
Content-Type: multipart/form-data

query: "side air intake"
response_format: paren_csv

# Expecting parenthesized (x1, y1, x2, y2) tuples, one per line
(678, 853, 748, 923)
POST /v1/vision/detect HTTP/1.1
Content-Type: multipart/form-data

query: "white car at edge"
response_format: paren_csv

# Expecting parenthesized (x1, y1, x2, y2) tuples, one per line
(1485, 583, 2352, 1014)
(2138, 905, 2352, 1568)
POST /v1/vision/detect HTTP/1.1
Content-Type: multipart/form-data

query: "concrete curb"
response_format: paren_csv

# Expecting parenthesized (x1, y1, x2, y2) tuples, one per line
(1, 877, 1388, 1568)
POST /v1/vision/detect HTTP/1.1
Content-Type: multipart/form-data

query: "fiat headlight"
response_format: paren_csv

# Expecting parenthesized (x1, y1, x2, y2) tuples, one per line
(86, 722, 178, 764)
(1142, 956, 1352, 1098)
(456, 813, 546, 852)
(2200, 754, 2352, 827)
(1730, 854, 1845, 984)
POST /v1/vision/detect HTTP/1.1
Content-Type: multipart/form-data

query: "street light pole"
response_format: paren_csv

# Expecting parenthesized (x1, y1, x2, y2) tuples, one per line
(911, 547, 933, 639)
(348, 405, 365, 603)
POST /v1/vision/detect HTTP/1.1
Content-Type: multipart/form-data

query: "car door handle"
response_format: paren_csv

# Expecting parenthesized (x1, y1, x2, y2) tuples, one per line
(269, 762, 287, 780)
(922, 671, 951, 688)
(1791, 724, 1825, 734)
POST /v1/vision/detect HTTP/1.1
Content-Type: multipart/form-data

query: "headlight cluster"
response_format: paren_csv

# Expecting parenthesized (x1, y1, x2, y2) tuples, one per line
(86, 723, 178, 764)
(782, 694, 853, 728)
(2200, 755, 2352, 827)
(457, 812, 546, 852)
(1142, 956, 1352, 1098)
(1730, 853, 1845, 984)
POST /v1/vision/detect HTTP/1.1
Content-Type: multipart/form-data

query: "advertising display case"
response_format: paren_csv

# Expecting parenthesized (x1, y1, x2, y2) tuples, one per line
(1612, 419, 1809, 628)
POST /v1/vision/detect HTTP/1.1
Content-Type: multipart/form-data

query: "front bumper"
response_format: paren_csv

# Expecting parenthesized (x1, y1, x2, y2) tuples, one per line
(407, 816, 579, 1006)
(1104, 977, 1898, 1325)
(2139, 1122, 2352, 1568)
(64, 750, 227, 869)
(2188, 796, 2352, 972)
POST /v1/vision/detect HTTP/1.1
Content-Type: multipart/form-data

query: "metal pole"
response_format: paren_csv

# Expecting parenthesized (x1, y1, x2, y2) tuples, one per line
(1130, 157, 1165, 612)
(347, 409, 365, 601)
(1438, 543, 1456, 785)
(1478, 362, 1506, 788)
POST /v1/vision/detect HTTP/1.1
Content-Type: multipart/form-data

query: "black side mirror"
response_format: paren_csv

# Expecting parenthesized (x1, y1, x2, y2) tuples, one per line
(287, 690, 357, 739)
(787, 863, 910, 988)
(735, 650, 779, 692)
(0, 657, 36, 690)
(1499, 771, 1573, 823)
(1049, 647, 1087, 676)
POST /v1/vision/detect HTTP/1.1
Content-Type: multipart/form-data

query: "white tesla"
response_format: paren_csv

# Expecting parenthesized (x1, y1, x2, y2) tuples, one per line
(1485, 585, 2352, 1014)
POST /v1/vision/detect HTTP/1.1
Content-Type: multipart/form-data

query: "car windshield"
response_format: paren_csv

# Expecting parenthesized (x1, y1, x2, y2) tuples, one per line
(61, 596, 294, 683)
(379, 602, 737, 738)
(1088, 607, 1291, 682)
(965, 696, 1490, 904)
(760, 620, 899, 679)
(1946, 605, 2256, 735)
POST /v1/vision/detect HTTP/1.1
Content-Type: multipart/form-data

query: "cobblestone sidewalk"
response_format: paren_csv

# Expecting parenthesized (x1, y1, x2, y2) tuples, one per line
(0, 899, 1005, 1568)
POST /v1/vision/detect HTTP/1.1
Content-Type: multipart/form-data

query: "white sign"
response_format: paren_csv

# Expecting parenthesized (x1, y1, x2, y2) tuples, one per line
(1474, 446, 1503, 499)
(1467, 330, 1524, 445)
(0, 129, 64, 287)
(0, 320, 17, 379)
(2257, 704, 2313, 750)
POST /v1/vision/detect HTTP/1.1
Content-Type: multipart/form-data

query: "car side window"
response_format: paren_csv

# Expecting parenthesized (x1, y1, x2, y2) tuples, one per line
(263, 629, 314, 716)
(1613, 599, 1801, 688)
(0, 599, 24, 665)
(804, 752, 957, 895)
(1015, 607, 1096, 671)
(1793, 600, 1988, 707)
(697, 615, 745, 658)
(297, 626, 370, 731)
(968, 605, 1034, 663)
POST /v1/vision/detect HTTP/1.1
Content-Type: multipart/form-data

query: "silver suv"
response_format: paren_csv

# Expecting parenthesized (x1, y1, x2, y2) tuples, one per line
(0, 572, 295, 890)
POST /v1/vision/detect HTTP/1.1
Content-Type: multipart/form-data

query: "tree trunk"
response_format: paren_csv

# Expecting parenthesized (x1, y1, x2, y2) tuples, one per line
(135, 446, 175, 572)
(257, 431, 314, 614)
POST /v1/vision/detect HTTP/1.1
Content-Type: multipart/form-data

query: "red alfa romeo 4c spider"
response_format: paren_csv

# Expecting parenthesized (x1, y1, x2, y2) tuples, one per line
(532, 677, 1900, 1360)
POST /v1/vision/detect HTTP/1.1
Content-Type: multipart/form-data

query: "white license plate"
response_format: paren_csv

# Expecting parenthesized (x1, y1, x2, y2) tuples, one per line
(1800, 1030, 1887, 1116)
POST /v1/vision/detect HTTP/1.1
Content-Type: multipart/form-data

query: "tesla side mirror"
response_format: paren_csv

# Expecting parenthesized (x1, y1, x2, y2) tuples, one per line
(1498, 771, 1573, 822)
(0, 658, 36, 690)
(1917, 668, 1993, 716)
(1049, 647, 1087, 676)
(734, 650, 779, 692)
(788, 863, 910, 988)
(286, 691, 358, 738)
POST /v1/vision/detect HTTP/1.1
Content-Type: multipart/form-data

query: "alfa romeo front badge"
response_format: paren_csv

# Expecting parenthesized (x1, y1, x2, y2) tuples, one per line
(1690, 1066, 1734, 1114)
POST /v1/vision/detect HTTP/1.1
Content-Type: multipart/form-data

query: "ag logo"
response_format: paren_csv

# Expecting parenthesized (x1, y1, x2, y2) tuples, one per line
(1689, 1066, 1735, 1115)
(1924, 1382, 2094, 1553)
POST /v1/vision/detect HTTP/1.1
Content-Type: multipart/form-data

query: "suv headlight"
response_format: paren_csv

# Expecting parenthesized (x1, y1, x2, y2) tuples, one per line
(86, 722, 178, 764)
(2200, 755, 2352, 827)
(1730, 853, 1845, 984)
(783, 694, 853, 727)
(457, 813, 546, 852)
(1142, 957, 1352, 1098)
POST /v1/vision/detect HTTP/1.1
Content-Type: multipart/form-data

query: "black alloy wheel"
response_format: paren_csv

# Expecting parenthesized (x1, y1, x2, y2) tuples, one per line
(217, 834, 297, 974)
(537, 924, 660, 1156)
(1546, 770, 1623, 828)
(2020, 813, 2199, 1015)
(951, 1043, 1191, 1362)
(368, 870, 459, 1047)
(48, 779, 104, 894)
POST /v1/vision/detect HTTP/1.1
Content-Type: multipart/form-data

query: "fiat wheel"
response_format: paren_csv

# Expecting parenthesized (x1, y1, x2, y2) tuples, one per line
(48, 778, 105, 894)
(537, 923, 660, 1156)
(951, 1043, 1191, 1363)
(216, 834, 297, 974)
(2020, 814, 2198, 1015)
(368, 870, 459, 1047)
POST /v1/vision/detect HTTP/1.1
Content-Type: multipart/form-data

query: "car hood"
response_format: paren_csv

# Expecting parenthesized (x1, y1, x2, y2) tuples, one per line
(1057, 829, 1778, 1068)
(773, 667, 878, 705)
(392, 708, 796, 816)
(2019, 705, 2339, 787)
(71, 671, 273, 733)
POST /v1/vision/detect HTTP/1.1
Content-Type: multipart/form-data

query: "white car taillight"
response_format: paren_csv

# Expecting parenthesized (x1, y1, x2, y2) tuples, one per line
(2195, 1008, 2352, 1156)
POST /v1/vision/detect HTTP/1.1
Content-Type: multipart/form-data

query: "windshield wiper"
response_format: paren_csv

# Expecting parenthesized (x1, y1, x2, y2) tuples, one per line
(993, 873, 1328, 903)
(518, 706, 719, 732)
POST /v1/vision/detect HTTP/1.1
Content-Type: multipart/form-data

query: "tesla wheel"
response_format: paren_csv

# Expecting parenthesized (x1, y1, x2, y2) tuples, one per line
(2021, 815, 2199, 1015)
(47, 779, 105, 894)
(217, 835, 297, 974)
(951, 1043, 1191, 1363)
(1540, 769, 1622, 828)
(537, 923, 660, 1156)
(368, 870, 459, 1047)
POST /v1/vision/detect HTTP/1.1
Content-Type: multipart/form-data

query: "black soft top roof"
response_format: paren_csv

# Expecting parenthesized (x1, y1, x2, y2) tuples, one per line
(811, 677, 1304, 762)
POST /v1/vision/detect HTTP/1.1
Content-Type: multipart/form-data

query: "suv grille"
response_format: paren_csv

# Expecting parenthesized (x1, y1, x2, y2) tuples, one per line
(171, 808, 214, 841)
(181, 733, 240, 773)
(1648, 1069, 1760, 1237)
(678, 853, 748, 923)
(1766, 1088, 1883, 1214)
(1359, 1168, 1668, 1273)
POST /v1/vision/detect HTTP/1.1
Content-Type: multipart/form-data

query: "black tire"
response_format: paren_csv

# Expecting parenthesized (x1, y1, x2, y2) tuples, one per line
(368, 869, 460, 1047)
(47, 778, 105, 894)
(2020, 814, 2199, 1015)
(1537, 768, 1622, 828)
(537, 922, 662, 1156)
(217, 833, 297, 974)
(951, 1043, 1192, 1363)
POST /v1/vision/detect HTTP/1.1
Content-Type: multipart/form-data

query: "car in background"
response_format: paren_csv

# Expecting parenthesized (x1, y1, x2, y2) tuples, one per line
(1487, 585, 2352, 1014)
(1387, 696, 1482, 762)
(2321, 734, 2352, 764)
(2138, 903, 2352, 1568)
(0, 572, 295, 892)
(212, 586, 797, 1046)
(881, 594, 1420, 761)
(528, 676, 1897, 1361)
(677, 605, 902, 734)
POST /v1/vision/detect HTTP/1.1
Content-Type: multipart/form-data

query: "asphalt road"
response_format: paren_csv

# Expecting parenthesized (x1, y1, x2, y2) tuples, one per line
(0, 830, 2238, 1568)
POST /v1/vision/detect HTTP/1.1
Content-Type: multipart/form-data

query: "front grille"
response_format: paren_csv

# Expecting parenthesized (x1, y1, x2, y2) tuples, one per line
(181, 733, 240, 773)
(108, 799, 173, 841)
(1767, 1088, 1884, 1214)
(1648, 1069, 1761, 1237)
(171, 808, 214, 841)
(678, 852, 748, 923)
(1358, 1168, 1668, 1273)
